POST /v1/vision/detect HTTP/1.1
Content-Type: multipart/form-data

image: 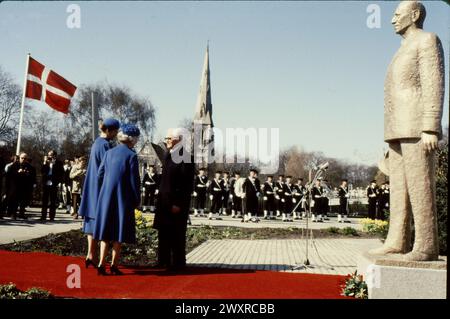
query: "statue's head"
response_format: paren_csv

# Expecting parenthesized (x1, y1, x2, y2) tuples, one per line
(391, 1, 426, 35)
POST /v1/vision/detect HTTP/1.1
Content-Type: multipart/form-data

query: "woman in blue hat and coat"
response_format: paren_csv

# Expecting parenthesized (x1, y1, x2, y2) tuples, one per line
(93, 124, 141, 275)
(78, 118, 120, 268)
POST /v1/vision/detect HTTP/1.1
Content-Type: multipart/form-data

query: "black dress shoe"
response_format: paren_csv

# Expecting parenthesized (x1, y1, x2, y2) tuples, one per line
(85, 258, 96, 269)
(110, 265, 123, 275)
(97, 265, 107, 276)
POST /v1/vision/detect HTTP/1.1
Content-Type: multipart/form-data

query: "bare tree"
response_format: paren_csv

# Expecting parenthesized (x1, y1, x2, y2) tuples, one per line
(0, 67, 21, 143)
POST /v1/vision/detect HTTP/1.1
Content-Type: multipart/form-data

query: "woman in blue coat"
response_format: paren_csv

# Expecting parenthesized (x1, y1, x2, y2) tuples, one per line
(93, 124, 141, 275)
(78, 118, 120, 268)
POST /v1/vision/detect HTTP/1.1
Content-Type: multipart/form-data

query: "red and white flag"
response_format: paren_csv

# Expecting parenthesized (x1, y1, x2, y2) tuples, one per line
(25, 56, 77, 114)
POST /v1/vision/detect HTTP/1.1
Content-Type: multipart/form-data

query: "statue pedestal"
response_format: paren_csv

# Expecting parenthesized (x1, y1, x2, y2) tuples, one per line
(357, 252, 447, 299)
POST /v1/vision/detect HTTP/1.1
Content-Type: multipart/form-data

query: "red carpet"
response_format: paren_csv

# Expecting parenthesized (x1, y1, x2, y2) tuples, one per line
(0, 250, 348, 299)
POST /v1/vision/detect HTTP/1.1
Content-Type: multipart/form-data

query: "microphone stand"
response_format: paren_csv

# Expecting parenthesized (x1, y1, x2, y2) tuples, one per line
(291, 165, 334, 271)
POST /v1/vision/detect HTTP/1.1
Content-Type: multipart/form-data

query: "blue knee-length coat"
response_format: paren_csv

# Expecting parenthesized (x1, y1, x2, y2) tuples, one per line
(93, 144, 141, 244)
(78, 137, 114, 219)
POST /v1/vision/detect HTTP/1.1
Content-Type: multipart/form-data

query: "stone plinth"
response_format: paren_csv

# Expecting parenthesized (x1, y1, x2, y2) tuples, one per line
(357, 252, 447, 299)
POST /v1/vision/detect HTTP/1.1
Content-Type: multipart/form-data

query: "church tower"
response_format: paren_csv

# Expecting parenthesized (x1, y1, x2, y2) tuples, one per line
(193, 44, 214, 168)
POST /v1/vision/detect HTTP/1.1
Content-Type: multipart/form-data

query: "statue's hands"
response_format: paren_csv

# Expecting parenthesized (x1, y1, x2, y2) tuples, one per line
(421, 132, 438, 153)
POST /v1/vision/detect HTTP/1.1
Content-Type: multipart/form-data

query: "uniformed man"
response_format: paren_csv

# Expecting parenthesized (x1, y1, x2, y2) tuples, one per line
(193, 167, 208, 217)
(377, 181, 390, 221)
(293, 178, 306, 220)
(281, 176, 295, 222)
(221, 171, 231, 216)
(321, 179, 331, 220)
(208, 171, 224, 220)
(311, 179, 325, 222)
(338, 179, 351, 223)
(242, 168, 261, 223)
(230, 171, 244, 219)
(142, 164, 160, 212)
(262, 175, 276, 220)
(274, 175, 284, 218)
(367, 180, 379, 220)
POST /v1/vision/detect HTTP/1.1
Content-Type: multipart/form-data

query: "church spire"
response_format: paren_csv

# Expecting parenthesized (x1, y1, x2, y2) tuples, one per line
(194, 44, 213, 126)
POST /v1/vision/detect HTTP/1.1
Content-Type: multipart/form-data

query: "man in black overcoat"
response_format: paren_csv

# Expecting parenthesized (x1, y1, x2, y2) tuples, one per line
(153, 128, 195, 271)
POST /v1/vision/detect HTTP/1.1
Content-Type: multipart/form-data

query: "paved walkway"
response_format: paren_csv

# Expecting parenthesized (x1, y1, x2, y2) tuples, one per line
(187, 238, 382, 275)
(189, 214, 363, 230)
(0, 208, 82, 244)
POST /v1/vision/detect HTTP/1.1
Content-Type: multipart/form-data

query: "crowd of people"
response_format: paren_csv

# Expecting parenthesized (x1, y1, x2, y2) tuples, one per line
(141, 168, 355, 224)
(0, 151, 87, 221)
(367, 180, 390, 221)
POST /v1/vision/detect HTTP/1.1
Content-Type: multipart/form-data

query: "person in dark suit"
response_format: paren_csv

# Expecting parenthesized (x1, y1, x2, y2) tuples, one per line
(311, 179, 325, 222)
(282, 176, 295, 222)
(262, 175, 276, 220)
(338, 179, 351, 223)
(142, 164, 160, 212)
(293, 178, 306, 220)
(221, 171, 231, 216)
(6, 153, 36, 220)
(275, 175, 284, 218)
(242, 168, 261, 223)
(207, 171, 224, 220)
(40, 150, 64, 221)
(153, 128, 195, 271)
(367, 180, 379, 220)
(193, 167, 208, 217)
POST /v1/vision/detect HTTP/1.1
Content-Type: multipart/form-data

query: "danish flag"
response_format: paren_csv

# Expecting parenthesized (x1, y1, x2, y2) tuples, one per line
(25, 56, 77, 114)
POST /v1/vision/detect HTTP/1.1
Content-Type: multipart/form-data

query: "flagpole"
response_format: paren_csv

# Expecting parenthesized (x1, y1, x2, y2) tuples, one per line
(16, 53, 31, 155)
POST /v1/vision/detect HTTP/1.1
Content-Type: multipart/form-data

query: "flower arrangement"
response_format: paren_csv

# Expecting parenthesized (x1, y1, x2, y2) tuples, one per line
(359, 218, 389, 237)
(341, 271, 368, 299)
(135, 209, 154, 229)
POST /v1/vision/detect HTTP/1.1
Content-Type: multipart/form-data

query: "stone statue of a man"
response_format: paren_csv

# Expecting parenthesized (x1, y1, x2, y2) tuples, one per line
(370, 1, 445, 261)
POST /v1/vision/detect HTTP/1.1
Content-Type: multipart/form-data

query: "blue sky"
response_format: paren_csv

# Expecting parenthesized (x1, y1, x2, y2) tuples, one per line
(1, 1, 449, 165)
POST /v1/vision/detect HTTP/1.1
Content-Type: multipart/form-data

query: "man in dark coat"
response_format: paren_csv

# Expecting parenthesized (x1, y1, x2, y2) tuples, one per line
(207, 171, 224, 220)
(311, 179, 325, 222)
(242, 168, 261, 223)
(262, 175, 276, 220)
(6, 153, 36, 220)
(40, 150, 64, 221)
(338, 179, 351, 223)
(367, 180, 379, 220)
(193, 167, 208, 217)
(153, 128, 195, 271)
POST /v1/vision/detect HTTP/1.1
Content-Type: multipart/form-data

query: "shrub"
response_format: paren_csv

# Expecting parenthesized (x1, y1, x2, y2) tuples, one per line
(0, 283, 53, 299)
(341, 227, 359, 236)
(436, 142, 447, 255)
(326, 227, 340, 234)
(360, 218, 389, 238)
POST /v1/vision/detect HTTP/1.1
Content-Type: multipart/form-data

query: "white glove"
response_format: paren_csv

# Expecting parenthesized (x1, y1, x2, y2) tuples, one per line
(145, 181, 151, 185)
(193, 191, 197, 197)
(209, 195, 213, 200)
(263, 196, 268, 201)
(155, 189, 159, 195)
(142, 188, 145, 192)
(345, 194, 349, 198)
(275, 195, 280, 200)
(292, 198, 297, 203)
(229, 194, 233, 199)
(281, 199, 285, 203)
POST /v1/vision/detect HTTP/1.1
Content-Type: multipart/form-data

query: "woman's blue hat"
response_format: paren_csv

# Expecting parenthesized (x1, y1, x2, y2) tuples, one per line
(103, 118, 120, 129)
(120, 123, 141, 137)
